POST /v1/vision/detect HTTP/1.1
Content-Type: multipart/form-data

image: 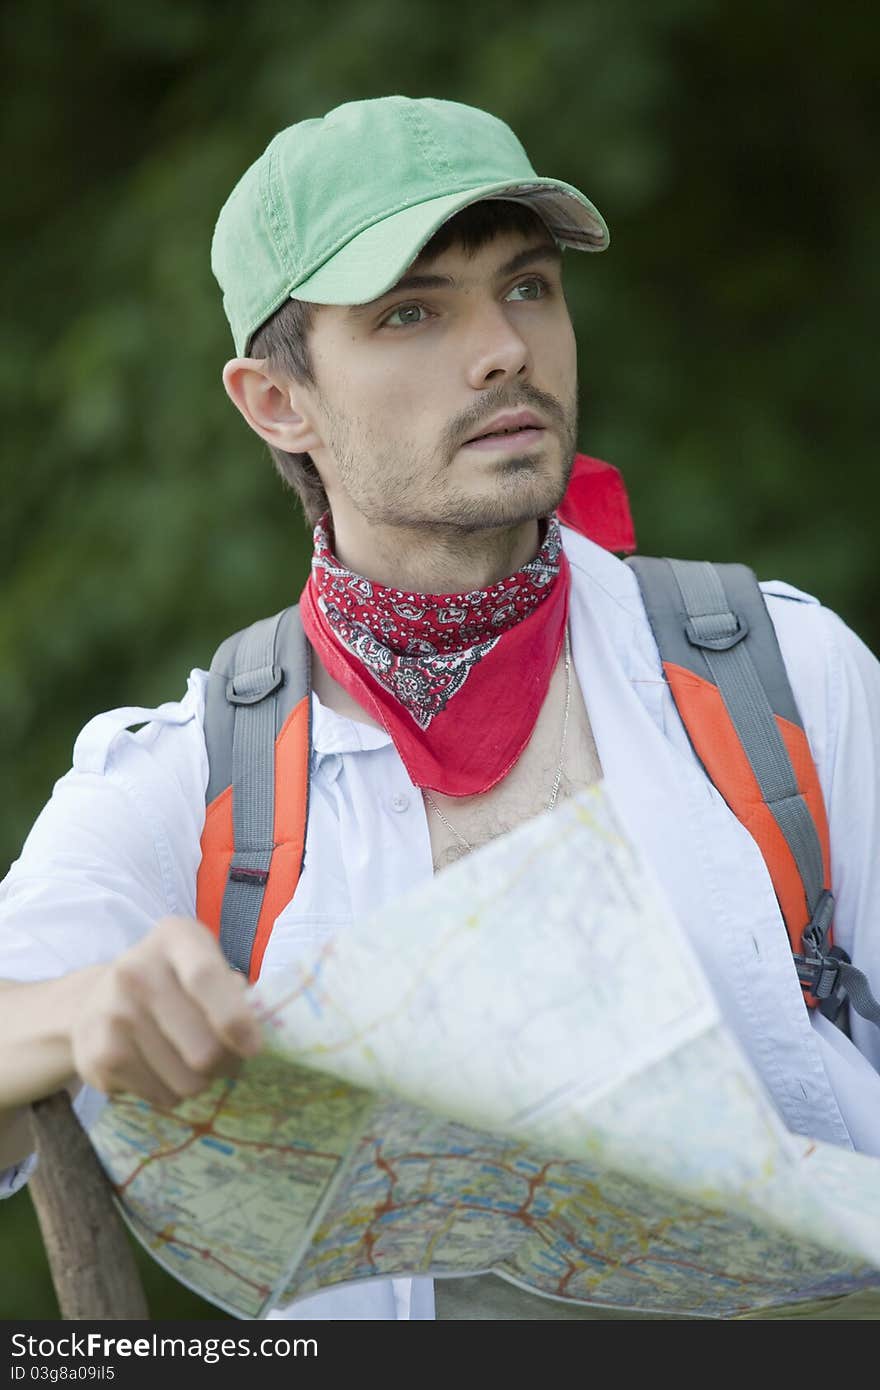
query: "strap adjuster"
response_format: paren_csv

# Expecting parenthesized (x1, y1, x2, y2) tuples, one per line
(226, 664, 284, 705)
(685, 612, 749, 651)
(801, 888, 835, 957)
(796, 888, 847, 1003)
(795, 948, 848, 1001)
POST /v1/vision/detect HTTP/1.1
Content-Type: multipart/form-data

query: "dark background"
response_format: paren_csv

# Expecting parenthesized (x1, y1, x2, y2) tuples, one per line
(2, 0, 878, 1317)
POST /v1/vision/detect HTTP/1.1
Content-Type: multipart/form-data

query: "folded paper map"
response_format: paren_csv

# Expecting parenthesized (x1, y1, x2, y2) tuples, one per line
(89, 784, 880, 1319)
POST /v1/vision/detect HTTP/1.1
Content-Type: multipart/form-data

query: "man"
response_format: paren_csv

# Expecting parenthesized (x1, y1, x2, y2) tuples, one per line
(1, 96, 879, 1321)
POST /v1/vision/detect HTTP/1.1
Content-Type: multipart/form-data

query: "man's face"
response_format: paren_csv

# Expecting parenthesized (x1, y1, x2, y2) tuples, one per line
(303, 225, 579, 534)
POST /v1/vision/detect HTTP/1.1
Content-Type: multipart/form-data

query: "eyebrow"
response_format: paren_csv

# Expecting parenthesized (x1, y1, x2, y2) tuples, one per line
(344, 242, 563, 321)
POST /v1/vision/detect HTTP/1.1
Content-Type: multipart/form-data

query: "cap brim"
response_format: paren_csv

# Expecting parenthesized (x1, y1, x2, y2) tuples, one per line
(288, 178, 609, 306)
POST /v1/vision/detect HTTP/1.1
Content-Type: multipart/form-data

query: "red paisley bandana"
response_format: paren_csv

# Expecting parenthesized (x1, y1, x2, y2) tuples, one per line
(298, 453, 635, 796)
(299, 515, 568, 795)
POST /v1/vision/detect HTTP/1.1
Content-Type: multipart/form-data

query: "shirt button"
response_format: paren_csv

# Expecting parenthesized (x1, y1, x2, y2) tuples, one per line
(390, 792, 410, 812)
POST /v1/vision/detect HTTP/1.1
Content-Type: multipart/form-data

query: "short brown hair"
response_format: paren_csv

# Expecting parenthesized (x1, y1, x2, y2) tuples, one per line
(249, 199, 556, 527)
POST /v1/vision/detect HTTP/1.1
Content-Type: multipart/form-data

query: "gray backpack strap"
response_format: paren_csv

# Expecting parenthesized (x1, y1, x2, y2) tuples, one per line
(662, 559, 826, 916)
(626, 556, 880, 1032)
(203, 605, 312, 974)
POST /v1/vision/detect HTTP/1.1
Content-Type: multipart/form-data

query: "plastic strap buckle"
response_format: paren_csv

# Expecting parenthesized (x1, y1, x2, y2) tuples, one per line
(795, 950, 846, 1001)
(796, 889, 848, 1002)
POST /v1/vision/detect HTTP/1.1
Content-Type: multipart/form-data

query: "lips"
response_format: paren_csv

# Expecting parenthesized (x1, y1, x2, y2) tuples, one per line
(464, 411, 545, 445)
(472, 426, 537, 441)
(462, 427, 546, 453)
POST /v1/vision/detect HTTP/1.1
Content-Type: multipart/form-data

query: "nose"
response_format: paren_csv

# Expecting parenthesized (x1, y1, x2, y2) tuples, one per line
(463, 303, 531, 389)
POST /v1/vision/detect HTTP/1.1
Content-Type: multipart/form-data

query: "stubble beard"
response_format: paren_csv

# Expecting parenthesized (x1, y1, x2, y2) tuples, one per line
(324, 391, 579, 537)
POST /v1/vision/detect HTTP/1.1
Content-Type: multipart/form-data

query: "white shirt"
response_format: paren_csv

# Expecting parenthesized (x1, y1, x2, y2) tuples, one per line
(2, 525, 880, 1322)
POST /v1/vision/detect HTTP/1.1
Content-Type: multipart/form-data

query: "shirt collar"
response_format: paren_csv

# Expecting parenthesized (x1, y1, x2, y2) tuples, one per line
(310, 688, 392, 761)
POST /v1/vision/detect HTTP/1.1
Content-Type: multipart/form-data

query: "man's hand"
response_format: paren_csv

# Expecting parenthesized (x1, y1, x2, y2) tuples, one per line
(69, 916, 263, 1109)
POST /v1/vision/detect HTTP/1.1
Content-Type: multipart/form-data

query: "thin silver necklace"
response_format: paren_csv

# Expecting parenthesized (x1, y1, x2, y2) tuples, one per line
(422, 626, 572, 853)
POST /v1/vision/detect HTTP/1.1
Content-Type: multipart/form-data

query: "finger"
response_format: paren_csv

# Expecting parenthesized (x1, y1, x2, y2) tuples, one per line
(114, 1060, 181, 1112)
(164, 927, 263, 1056)
(142, 955, 247, 1077)
(127, 1012, 229, 1103)
(77, 1037, 181, 1112)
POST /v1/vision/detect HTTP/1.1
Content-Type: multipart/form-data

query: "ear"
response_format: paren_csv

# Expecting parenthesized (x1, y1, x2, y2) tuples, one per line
(222, 358, 323, 453)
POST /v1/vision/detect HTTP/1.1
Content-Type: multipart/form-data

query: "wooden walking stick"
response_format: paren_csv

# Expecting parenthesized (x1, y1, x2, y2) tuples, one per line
(27, 1092, 149, 1320)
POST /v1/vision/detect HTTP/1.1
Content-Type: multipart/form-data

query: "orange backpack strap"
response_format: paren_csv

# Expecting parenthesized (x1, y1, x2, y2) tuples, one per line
(196, 605, 311, 982)
(626, 556, 857, 1026)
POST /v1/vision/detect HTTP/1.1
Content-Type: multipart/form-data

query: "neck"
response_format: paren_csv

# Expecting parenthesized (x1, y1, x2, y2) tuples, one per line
(324, 515, 544, 593)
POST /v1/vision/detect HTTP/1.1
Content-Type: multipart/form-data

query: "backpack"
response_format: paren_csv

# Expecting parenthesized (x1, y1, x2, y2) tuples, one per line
(194, 556, 880, 1033)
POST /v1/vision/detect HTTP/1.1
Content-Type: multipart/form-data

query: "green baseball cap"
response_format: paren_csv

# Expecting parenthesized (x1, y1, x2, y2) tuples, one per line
(212, 95, 610, 356)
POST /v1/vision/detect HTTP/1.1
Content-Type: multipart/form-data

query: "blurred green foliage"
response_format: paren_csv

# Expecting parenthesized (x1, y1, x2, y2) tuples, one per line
(2, 0, 878, 1319)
